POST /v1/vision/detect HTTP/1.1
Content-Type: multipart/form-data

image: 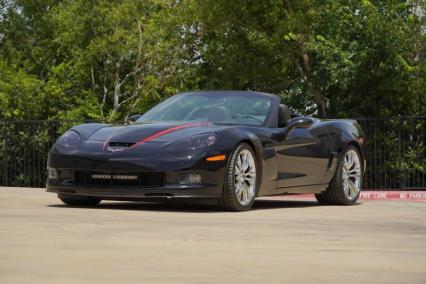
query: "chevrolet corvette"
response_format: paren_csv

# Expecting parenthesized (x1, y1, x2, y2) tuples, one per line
(46, 91, 366, 211)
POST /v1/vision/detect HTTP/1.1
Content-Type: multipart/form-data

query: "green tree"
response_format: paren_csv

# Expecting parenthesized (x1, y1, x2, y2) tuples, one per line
(191, 0, 426, 117)
(0, 0, 198, 121)
(0, 0, 425, 119)
(50, 0, 190, 121)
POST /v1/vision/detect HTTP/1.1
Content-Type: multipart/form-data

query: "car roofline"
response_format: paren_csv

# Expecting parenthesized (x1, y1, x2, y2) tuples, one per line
(177, 90, 279, 100)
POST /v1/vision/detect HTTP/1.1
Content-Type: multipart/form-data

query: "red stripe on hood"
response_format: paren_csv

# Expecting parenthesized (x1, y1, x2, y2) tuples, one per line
(126, 122, 211, 150)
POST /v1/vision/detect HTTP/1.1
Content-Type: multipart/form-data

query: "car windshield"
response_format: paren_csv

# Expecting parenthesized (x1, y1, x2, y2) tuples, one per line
(137, 93, 272, 126)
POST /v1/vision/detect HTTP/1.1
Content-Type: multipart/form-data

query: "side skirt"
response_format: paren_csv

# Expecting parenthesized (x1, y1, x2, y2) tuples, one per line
(259, 184, 329, 197)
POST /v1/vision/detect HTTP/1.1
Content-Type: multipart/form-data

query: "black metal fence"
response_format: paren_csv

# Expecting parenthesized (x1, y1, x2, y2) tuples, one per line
(359, 116, 426, 190)
(1, 117, 425, 189)
(0, 120, 96, 187)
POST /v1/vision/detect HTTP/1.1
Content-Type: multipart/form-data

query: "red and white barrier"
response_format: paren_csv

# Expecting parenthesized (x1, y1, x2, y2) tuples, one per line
(359, 191, 426, 201)
(260, 191, 426, 202)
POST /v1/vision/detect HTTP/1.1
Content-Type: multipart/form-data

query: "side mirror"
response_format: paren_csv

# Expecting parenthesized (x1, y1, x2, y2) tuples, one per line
(272, 117, 314, 141)
(127, 114, 142, 124)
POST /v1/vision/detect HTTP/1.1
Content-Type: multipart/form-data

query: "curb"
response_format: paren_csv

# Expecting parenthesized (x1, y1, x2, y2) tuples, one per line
(359, 191, 426, 201)
(259, 191, 426, 202)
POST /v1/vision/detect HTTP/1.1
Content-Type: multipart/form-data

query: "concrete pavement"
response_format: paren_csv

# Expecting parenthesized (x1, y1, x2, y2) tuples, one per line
(1, 187, 425, 284)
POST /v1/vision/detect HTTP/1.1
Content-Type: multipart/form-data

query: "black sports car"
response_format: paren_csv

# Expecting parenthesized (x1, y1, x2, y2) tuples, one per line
(47, 91, 366, 211)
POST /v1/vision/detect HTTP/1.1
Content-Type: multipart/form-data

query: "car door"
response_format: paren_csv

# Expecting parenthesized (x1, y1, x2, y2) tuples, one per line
(273, 121, 331, 188)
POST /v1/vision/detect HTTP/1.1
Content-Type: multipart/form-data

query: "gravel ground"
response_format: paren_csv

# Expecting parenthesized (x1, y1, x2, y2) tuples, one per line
(1, 187, 425, 284)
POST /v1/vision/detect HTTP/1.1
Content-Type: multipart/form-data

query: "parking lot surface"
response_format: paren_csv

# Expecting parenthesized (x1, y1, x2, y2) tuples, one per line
(1, 187, 425, 284)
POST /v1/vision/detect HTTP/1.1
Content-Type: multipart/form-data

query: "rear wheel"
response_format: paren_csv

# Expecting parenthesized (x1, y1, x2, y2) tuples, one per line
(220, 143, 258, 211)
(58, 193, 101, 206)
(315, 145, 362, 205)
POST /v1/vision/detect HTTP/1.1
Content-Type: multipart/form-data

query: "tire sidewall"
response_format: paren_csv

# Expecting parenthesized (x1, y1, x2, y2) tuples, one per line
(338, 145, 363, 204)
(224, 143, 259, 211)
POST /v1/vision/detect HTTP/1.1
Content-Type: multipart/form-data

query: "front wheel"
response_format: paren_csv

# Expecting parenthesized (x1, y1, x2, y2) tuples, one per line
(315, 145, 363, 205)
(58, 193, 101, 207)
(220, 143, 258, 211)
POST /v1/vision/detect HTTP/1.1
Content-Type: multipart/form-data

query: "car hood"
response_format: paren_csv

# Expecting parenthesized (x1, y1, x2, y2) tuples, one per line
(87, 122, 216, 143)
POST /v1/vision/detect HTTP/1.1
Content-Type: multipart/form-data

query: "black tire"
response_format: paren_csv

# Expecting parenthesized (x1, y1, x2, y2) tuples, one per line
(58, 193, 101, 206)
(220, 143, 259, 211)
(315, 145, 362, 205)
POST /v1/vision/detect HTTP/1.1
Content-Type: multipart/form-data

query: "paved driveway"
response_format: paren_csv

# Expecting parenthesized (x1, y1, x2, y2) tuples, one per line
(1, 187, 425, 284)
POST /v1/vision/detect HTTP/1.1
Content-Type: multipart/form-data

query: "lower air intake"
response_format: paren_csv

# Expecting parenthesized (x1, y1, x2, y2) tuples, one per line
(74, 171, 163, 187)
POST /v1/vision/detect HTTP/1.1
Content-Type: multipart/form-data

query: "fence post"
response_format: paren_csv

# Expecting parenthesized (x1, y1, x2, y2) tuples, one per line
(3, 121, 8, 186)
(397, 117, 405, 189)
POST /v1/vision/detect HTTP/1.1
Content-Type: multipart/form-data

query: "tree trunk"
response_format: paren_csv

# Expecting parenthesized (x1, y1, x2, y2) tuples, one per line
(312, 89, 327, 118)
(301, 51, 327, 117)
(111, 61, 122, 120)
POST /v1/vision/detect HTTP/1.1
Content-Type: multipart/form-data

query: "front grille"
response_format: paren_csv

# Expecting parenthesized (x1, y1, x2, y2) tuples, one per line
(74, 171, 163, 187)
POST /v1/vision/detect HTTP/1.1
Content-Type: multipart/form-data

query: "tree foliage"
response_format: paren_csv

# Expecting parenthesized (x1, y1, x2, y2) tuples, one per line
(0, 0, 425, 120)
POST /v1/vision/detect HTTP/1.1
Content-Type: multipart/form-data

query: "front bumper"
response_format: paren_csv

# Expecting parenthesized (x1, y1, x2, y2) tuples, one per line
(46, 182, 222, 199)
(46, 145, 228, 200)
(46, 168, 224, 199)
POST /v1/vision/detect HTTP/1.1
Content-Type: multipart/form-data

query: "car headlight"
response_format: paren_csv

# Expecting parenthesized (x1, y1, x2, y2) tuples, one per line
(56, 130, 81, 148)
(168, 133, 217, 151)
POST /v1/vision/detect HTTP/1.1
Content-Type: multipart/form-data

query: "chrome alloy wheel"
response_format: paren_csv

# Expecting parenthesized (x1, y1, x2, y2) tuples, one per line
(234, 149, 256, 206)
(342, 149, 362, 200)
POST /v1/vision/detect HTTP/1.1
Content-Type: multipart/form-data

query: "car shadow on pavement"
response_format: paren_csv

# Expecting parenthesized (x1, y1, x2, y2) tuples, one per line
(47, 199, 319, 213)
(253, 199, 319, 210)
